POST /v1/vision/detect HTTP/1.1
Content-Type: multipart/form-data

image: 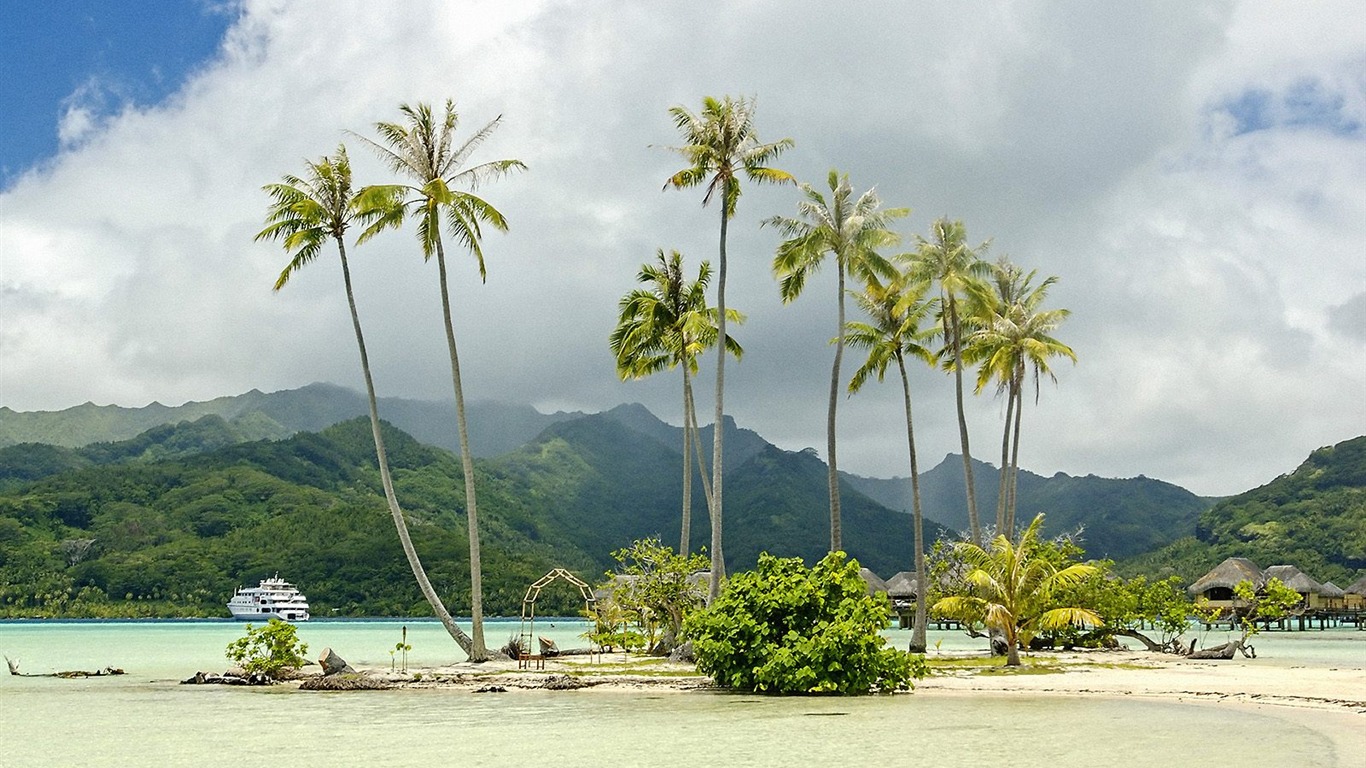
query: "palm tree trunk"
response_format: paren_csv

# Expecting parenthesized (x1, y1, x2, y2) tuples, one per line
(680, 367, 692, 555)
(827, 263, 845, 553)
(434, 238, 487, 661)
(708, 204, 729, 602)
(1007, 374, 1024, 538)
(685, 375, 715, 511)
(338, 240, 474, 656)
(996, 379, 1016, 535)
(949, 295, 981, 543)
(897, 354, 928, 653)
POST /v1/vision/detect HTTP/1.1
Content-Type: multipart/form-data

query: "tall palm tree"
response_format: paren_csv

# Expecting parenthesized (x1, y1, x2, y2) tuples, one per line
(609, 249, 743, 555)
(357, 100, 525, 661)
(846, 271, 935, 651)
(255, 146, 478, 654)
(767, 170, 906, 553)
(968, 260, 1075, 538)
(932, 514, 1099, 666)
(905, 217, 990, 543)
(664, 95, 793, 601)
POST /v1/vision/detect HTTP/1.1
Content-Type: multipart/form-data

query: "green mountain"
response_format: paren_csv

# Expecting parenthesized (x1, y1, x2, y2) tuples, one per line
(843, 455, 1214, 560)
(0, 382, 578, 458)
(1122, 436, 1366, 586)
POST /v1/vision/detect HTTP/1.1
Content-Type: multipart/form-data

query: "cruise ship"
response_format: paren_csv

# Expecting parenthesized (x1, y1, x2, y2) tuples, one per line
(226, 576, 310, 621)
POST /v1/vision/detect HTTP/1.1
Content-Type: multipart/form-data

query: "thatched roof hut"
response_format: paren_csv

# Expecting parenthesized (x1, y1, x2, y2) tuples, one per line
(1345, 575, 1366, 596)
(885, 571, 920, 599)
(1264, 564, 1322, 595)
(1317, 581, 1345, 599)
(859, 567, 890, 597)
(1346, 576, 1366, 610)
(1187, 557, 1265, 599)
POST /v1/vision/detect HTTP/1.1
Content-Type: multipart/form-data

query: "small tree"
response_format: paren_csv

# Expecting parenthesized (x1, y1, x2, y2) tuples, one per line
(685, 551, 925, 694)
(597, 538, 710, 654)
(226, 619, 309, 678)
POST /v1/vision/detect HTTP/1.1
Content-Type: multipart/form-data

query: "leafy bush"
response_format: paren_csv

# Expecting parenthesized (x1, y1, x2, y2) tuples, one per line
(684, 551, 924, 694)
(226, 618, 309, 677)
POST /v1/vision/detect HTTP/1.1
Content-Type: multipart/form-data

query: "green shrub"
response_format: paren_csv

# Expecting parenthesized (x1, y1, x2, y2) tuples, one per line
(685, 551, 925, 694)
(226, 618, 309, 677)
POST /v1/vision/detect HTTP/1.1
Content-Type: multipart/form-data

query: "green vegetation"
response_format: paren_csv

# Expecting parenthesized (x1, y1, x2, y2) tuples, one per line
(1123, 436, 1366, 585)
(226, 619, 309, 678)
(685, 551, 925, 694)
(933, 514, 1100, 666)
(590, 538, 709, 653)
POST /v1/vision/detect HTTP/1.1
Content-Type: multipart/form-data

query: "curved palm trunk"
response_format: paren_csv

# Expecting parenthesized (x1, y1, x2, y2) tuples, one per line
(680, 367, 693, 555)
(1007, 374, 1024, 538)
(827, 264, 845, 553)
(707, 204, 729, 603)
(685, 376, 715, 510)
(896, 354, 928, 653)
(433, 238, 488, 661)
(948, 295, 981, 543)
(996, 379, 1016, 536)
(337, 240, 474, 655)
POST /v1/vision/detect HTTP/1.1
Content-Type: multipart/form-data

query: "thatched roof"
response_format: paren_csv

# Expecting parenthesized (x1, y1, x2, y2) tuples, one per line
(1317, 581, 1346, 599)
(885, 571, 920, 598)
(1264, 564, 1322, 594)
(1347, 576, 1366, 596)
(859, 567, 889, 597)
(1188, 557, 1265, 595)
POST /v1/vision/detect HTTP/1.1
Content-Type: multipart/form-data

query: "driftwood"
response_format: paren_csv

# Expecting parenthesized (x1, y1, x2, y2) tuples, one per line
(6, 657, 124, 678)
(180, 670, 274, 685)
(1188, 639, 1256, 660)
(318, 647, 356, 676)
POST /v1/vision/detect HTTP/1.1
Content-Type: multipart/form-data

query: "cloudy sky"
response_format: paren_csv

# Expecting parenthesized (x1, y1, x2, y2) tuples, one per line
(2, 1, 1364, 497)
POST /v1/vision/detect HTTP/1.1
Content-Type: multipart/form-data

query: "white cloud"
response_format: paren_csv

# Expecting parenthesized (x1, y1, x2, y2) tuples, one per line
(2, 0, 1364, 496)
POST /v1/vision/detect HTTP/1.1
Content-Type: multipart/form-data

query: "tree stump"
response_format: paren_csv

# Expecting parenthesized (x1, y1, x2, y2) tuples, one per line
(318, 647, 356, 676)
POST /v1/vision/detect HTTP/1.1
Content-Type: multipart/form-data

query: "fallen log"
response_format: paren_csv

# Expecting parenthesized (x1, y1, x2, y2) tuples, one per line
(1188, 639, 1255, 660)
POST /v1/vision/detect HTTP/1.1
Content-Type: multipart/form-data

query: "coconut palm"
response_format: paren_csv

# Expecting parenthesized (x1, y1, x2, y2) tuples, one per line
(932, 514, 1100, 666)
(905, 217, 990, 543)
(255, 146, 478, 654)
(357, 100, 525, 661)
(664, 95, 793, 601)
(968, 259, 1075, 538)
(609, 249, 743, 555)
(846, 271, 935, 651)
(767, 170, 906, 553)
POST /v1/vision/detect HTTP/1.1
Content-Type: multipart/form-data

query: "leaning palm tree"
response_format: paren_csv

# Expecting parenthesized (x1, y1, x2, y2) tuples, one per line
(968, 260, 1075, 538)
(846, 271, 935, 651)
(932, 514, 1099, 666)
(255, 146, 478, 654)
(664, 95, 793, 601)
(905, 217, 990, 543)
(357, 100, 526, 661)
(609, 249, 743, 554)
(767, 170, 906, 553)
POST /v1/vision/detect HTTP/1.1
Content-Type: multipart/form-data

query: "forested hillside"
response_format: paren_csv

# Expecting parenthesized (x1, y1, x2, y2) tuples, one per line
(1121, 436, 1366, 586)
(845, 455, 1214, 559)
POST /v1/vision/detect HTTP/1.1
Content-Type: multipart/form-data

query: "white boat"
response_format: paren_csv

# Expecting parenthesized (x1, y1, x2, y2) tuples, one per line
(227, 576, 310, 622)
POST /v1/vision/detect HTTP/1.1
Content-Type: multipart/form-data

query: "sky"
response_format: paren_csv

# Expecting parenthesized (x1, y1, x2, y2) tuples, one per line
(2, 1, 1364, 497)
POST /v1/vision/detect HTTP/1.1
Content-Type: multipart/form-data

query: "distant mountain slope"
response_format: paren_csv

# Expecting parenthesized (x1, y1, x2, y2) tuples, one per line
(843, 455, 1213, 560)
(0, 382, 578, 458)
(1123, 435, 1366, 586)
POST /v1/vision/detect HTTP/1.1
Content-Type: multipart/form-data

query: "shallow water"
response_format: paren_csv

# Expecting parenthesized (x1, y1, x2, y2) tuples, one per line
(2, 620, 1361, 768)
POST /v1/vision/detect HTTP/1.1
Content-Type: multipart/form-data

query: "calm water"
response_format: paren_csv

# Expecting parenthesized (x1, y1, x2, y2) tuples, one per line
(1, 620, 1361, 768)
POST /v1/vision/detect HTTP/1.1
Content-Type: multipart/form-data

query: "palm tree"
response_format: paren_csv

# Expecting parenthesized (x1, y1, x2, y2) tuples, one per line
(905, 217, 990, 543)
(846, 271, 935, 651)
(664, 95, 793, 601)
(932, 514, 1099, 666)
(609, 249, 742, 555)
(767, 170, 906, 553)
(255, 146, 478, 654)
(968, 259, 1075, 538)
(357, 100, 525, 661)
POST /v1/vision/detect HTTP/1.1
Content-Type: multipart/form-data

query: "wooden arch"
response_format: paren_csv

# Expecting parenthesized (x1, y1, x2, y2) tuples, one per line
(518, 568, 596, 665)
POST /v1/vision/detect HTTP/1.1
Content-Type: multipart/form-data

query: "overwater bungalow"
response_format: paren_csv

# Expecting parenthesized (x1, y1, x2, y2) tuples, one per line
(1187, 556, 1265, 610)
(1263, 564, 1323, 609)
(859, 568, 890, 599)
(1317, 582, 1346, 612)
(1345, 576, 1366, 611)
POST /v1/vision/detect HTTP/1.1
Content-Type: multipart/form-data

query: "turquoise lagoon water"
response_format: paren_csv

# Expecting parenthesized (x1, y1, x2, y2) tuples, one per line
(1, 620, 1361, 768)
